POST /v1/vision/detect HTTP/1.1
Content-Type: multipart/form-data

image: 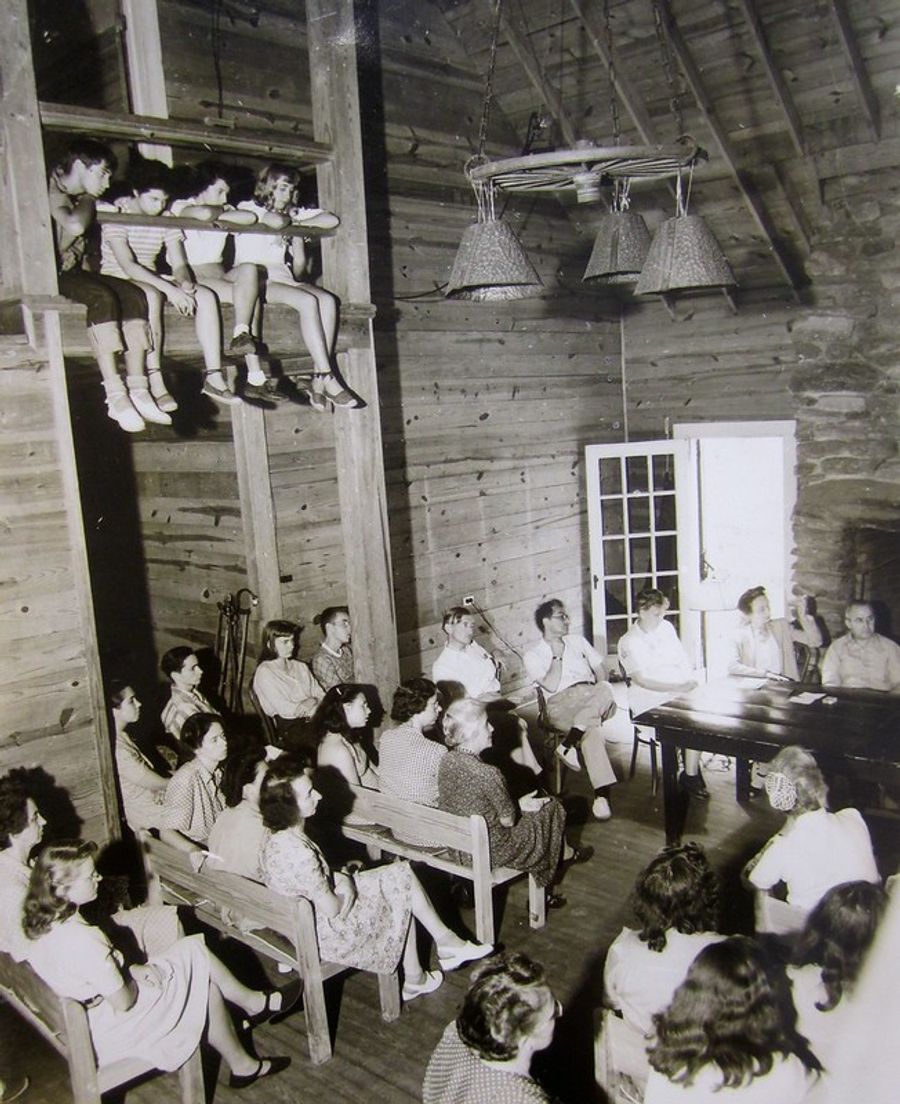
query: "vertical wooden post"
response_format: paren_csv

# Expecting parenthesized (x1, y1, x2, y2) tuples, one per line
(0, 0, 58, 302)
(306, 0, 400, 699)
(45, 311, 121, 842)
(120, 0, 172, 164)
(231, 404, 284, 627)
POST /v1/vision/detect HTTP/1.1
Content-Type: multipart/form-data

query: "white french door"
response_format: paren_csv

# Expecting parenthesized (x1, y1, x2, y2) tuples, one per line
(586, 424, 795, 673)
(585, 440, 696, 657)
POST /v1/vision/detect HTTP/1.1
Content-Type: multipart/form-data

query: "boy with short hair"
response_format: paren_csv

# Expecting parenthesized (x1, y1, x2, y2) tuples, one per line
(48, 137, 155, 432)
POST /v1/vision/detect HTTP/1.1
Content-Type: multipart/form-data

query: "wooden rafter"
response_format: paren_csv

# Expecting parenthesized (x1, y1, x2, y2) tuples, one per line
(658, 4, 803, 293)
(488, 0, 579, 147)
(828, 0, 880, 139)
(734, 0, 805, 157)
(568, 0, 658, 146)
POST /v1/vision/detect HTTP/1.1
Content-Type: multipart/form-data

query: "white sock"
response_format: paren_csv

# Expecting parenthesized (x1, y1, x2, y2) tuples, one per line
(233, 323, 250, 338)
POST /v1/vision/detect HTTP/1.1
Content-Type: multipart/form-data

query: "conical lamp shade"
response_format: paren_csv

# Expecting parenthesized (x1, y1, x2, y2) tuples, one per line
(583, 211, 651, 284)
(634, 214, 736, 295)
(446, 218, 542, 301)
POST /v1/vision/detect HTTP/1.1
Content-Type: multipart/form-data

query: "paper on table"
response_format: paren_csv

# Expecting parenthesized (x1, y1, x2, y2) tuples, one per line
(789, 691, 825, 705)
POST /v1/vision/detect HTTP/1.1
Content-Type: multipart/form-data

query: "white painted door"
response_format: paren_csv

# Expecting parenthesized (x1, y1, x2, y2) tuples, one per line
(585, 440, 695, 660)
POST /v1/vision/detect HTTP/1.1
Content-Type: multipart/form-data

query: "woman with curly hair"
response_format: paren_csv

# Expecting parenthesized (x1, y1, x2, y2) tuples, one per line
(745, 745, 879, 932)
(378, 678, 446, 843)
(787, 881, 888, 1061)
(423, 952, 559, 1103)
(604, 843, 724, 1036)
(22, 841, 291, 1089)
(644, 936, 820, 1102)
(259, 758, 491, 1003)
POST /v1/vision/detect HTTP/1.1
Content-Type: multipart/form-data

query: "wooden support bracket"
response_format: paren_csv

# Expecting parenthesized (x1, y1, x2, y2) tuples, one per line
(490, 0, 580, 148)
(828, 0, 880, 140)
(734, 0, 806, 157)
(660, 5, 803, 296)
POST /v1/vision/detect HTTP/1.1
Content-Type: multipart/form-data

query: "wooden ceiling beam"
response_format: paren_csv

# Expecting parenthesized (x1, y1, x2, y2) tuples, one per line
(658, 4, 803, 294)
(828, 0, 879, 139)
(489, 0, 580, 147)
(567, 0, 658, 146)
(734, 0, 805, 158)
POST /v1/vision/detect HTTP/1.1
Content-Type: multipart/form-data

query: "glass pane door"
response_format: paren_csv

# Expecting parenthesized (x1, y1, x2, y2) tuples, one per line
(585, 440, 695, 656)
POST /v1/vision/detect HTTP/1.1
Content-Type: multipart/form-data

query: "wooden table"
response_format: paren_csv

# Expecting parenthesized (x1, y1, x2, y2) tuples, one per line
(637, 680, 900, 844)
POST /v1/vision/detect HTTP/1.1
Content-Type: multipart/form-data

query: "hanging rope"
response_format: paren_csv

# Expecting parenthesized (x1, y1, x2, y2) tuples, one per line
(603, 0, 621, 145)
(474, 0, 504, 163)
(652, 0, 684, 138)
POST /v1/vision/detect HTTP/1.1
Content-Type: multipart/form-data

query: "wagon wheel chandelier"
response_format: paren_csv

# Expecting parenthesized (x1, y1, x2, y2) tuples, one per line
(446, 0, 735, 305)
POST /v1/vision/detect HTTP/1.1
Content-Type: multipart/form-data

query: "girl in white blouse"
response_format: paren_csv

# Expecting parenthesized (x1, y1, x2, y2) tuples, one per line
(23, 840, 291, 1089)
(109, 680, 168, 832)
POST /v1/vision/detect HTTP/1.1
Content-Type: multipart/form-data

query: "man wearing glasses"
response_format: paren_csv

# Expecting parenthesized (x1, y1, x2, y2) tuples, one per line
(524, 599, 618, 820)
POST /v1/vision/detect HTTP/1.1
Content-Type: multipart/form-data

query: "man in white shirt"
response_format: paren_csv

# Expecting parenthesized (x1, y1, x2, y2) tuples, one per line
(432, 607, 542, 785)
(821, 601, 900, 693)
(618, 588, 706, 798)
(523, 599, 618, 820)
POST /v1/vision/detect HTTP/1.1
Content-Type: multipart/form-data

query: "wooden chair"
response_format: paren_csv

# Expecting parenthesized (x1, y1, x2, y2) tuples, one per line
(341, 784, 547, 945)
(137, 830, 400, 1065)
(0, 950, 204, 1104)
(533, 684, 564, 795)
(620, 672, 659, 795)
(248, 682, 280, 746)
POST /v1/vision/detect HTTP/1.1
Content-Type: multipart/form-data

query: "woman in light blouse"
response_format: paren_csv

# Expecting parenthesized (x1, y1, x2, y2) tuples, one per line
(252, 619, 323, 755)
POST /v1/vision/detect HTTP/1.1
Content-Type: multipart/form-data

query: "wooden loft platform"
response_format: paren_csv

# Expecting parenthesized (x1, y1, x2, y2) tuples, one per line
(39, 101, 333, 166)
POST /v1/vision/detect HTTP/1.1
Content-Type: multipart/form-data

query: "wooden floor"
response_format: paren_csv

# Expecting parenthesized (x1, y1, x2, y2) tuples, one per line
(3, 743, 897, 1104)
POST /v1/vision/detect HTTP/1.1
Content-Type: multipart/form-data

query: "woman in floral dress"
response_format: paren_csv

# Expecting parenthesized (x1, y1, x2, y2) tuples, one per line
(259, 757, 492, 1001)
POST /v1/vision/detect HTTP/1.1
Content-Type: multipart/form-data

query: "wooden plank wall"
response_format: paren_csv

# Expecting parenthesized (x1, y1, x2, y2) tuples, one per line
(0, 340, 110, 843)
(370, 192, 623, 687)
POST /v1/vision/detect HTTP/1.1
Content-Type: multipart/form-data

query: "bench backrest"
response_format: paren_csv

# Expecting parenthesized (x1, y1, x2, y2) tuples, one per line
(348, 785, 485, 855)
(137, 830, 323, 977)
(0, 949, 68, 1053)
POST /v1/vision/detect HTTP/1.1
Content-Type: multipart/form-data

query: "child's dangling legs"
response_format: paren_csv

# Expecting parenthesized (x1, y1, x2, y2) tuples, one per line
(192, 283, 240, 405)
(265, 280, 359, 410)
(193, 263, 266, 387)
(59, 269, 148, 433)
(127, 282, 172, 424)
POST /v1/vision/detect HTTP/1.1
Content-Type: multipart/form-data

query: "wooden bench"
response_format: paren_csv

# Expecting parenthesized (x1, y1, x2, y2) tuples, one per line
(0, 950, 203, 1104)
(138, 830, 400, 1065)
(341, 785, 547, 945)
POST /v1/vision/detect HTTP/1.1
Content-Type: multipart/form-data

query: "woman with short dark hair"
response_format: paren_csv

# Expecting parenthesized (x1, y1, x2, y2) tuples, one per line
(251, 620, 322, 754)
(207, 747, 270, 879)
(108, 679, 168, 832)
(604, 843, 724, 1036)
(315, 683, 378, 790)
(787, 881, 888, 1060)
(728, 586, 821, 680)
(645, 936, 820, 1102)
(378, 679, 446, 844)
(258, 758, 491, 1003)
(423, 952, 558, 1103)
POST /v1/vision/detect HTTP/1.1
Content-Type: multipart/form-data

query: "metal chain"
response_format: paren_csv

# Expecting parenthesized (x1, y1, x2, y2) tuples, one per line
(603, 0, 621, 144)
(475, 0, 505, 162)
(652, 0, 684, 137)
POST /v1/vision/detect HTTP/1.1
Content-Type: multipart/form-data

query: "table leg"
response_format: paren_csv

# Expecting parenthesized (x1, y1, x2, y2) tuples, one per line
(660, 736, 685, 845)
(736, 758, 752, 803)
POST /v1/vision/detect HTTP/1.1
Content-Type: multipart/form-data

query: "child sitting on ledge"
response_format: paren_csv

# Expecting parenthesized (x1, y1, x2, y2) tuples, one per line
(232, 162, 363, 411)
(99, 158, 241, 408)
(48, 137, 154, 432)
